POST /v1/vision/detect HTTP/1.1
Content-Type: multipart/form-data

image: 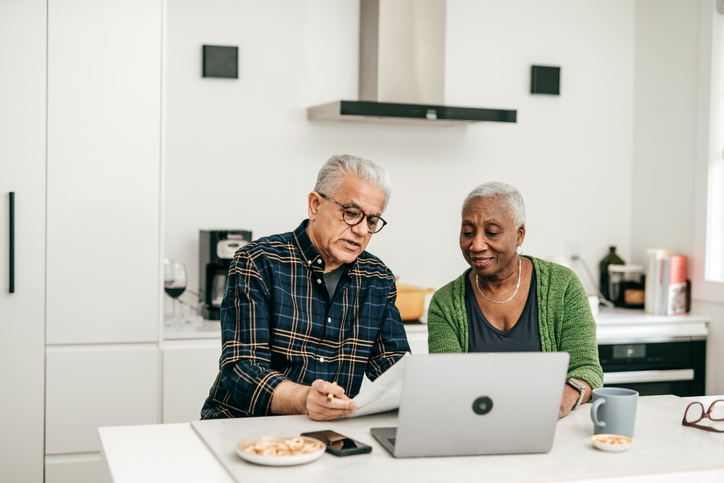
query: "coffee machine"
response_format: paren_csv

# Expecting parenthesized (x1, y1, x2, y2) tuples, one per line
(199, 229, 252, 320)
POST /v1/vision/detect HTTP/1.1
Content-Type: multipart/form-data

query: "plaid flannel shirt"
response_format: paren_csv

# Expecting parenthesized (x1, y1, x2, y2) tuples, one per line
(201, 220, 410, 419)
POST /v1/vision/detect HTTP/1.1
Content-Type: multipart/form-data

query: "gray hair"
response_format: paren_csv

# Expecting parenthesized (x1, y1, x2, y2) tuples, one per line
(314, 154, 392, 211)
(462, 181, 526, 228)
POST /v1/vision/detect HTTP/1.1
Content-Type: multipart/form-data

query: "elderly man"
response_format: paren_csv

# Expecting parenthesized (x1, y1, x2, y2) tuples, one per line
(201, 154, 410, 421)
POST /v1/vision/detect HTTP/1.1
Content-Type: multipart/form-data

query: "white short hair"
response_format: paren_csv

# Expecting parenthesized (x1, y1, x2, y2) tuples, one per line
(314, 154, 392, 211)
(462, 181, 526, 228)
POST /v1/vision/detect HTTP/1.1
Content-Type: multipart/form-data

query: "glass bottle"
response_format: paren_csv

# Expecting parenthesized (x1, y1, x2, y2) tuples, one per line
(599, 246, 625, 301)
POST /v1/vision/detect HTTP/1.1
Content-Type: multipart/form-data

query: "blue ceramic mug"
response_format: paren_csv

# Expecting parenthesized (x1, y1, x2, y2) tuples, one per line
(590, 387, 639, 439)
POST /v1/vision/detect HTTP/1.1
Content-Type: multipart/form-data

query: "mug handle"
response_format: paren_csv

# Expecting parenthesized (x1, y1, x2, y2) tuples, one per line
(591, 398, 606, 428)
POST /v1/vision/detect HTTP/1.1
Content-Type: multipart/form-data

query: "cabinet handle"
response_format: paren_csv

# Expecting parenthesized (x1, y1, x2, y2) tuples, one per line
(8, 192, 14, 293)
(603, 369, 695, 384)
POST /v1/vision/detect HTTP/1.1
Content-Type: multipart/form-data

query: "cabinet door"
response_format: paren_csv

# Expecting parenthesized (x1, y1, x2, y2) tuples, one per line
(163, 341, 221, 423)
(46, 0, 163, 344)
(45, 345, 159, 454)
(0, 1, 47, 481)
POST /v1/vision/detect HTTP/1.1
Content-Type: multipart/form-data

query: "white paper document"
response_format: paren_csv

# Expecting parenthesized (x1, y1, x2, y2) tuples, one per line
(346, 353, 409, 418)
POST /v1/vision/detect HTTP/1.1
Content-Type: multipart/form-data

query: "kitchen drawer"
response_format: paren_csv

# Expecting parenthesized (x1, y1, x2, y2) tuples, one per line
(45, 345, 159, 454)
(45, 454, 100, 483)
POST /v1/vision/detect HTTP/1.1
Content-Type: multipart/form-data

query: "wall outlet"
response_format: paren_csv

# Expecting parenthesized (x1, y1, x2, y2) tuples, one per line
(565, 240, 581, 261)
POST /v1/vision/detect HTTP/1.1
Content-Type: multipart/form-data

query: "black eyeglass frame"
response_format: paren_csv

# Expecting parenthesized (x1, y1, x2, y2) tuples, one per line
(317, 192, 387, 234)
(682, 399, 724, 433)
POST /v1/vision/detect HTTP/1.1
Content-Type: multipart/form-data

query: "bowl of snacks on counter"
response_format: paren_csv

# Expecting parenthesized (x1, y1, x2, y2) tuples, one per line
(236, 435, 325, 466)
(590, 434, 633, 452)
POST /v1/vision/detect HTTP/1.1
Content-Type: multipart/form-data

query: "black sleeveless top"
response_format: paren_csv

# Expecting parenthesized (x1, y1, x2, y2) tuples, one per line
(466, 268, 541, 352)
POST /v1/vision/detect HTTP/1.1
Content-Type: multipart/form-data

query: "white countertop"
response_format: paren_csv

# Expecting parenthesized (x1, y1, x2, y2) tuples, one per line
(593, 307, 709, 344)
(99, 395, 724, 483)
(164, 308, 710, 344)
(164, 319, 224, 340)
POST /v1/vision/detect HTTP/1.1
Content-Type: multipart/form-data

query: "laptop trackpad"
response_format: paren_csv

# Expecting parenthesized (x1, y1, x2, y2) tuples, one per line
(370, 427, 398, 456)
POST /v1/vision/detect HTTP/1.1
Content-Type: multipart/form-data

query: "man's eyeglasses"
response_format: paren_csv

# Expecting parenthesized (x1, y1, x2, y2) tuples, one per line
(682, 399, 724, 433)
(317, 193, 387, 234)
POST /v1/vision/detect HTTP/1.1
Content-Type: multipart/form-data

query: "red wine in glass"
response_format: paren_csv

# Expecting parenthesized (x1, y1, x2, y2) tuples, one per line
(164, 286, 186, 299)
(164, 258, 188, 326)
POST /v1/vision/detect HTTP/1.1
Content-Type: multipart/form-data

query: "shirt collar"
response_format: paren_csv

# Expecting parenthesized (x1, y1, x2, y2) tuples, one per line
(293, 219, 357, 272)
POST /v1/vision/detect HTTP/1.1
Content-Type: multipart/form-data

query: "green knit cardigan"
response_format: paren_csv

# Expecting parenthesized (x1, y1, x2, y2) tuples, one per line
(427, 256, 604, 390)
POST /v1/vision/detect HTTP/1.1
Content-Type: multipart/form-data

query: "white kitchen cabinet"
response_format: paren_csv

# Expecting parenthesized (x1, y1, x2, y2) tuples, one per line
(3, 0, 164, 480)
(162, 340, 222, 423)
(45, 345, 160, 455)
(45, 0, 163, 345)
(45, 455, 100, 483)
(41, 1, 164, 482)
(0, 1, 47, 482)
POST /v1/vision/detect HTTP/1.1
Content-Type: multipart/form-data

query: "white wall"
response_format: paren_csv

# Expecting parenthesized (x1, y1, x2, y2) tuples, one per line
(631, 0, 699, 263)
(694, 300, 724, 395)
(632, 0, 724, 395)
(164, 0, 635, 299)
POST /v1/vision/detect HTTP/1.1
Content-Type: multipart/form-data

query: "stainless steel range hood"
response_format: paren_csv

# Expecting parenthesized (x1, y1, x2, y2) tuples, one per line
(307, 0, 516, 125)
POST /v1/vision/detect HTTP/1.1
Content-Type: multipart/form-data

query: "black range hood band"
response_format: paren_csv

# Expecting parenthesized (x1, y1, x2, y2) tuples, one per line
(307, 100, 517, 125)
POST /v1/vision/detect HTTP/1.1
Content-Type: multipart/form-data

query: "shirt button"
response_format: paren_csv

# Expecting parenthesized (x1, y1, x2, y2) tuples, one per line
(327, 317, 331, 323)
(317, 279, 322, 284)
(319, 357, 325, 362)
(317, 259, 322, 264)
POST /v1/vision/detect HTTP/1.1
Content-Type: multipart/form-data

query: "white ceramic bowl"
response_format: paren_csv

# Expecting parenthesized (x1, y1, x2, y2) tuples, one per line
(236, 435, 325, 466)
(591, 434, 633, 452)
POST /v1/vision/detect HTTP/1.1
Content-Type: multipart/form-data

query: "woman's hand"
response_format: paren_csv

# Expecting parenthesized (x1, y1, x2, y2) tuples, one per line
(559, 384, 580, 419)
(558, 379, 592, 419)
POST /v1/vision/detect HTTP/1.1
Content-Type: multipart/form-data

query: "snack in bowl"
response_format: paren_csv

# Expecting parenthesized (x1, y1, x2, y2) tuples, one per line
(236, 436, 325, 466)
(591, 434, 633, 452)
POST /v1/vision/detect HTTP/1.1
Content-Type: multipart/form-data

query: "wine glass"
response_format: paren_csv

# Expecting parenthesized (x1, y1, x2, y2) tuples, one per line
(164, 258, 187, 327)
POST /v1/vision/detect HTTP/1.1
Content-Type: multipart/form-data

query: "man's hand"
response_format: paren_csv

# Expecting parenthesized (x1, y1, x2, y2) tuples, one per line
(306, 379, 357, 421)
(270, 380, 357, 421)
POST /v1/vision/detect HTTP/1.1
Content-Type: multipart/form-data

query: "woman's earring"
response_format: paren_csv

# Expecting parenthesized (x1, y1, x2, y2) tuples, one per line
(516, 245, 523, 256)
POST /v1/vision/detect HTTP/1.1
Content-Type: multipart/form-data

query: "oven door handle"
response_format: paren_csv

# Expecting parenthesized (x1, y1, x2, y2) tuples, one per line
(603, 369, 695, 384)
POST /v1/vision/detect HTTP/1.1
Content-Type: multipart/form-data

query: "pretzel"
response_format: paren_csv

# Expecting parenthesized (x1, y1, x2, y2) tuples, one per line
(242, 437, 323, 456)
(595, 435, 630, 445)
(287, 437, 305, 451)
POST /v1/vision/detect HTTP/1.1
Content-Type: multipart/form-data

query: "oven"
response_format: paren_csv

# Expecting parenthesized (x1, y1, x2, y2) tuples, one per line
(598, 338, 706, 397)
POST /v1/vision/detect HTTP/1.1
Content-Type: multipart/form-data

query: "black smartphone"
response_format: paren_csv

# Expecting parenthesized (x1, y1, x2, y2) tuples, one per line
(301, 430, 373, 456)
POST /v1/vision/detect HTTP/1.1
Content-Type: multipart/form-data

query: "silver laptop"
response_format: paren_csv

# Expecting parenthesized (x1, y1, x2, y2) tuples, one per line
(370, 352, 570, 458)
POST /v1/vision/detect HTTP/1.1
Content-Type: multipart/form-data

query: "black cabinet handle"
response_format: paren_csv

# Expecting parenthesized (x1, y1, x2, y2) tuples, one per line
(9, 192, 14, 293)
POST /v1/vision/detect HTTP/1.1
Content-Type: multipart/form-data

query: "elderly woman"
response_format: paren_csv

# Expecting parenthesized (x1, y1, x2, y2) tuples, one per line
(427, 182, 603, 419)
